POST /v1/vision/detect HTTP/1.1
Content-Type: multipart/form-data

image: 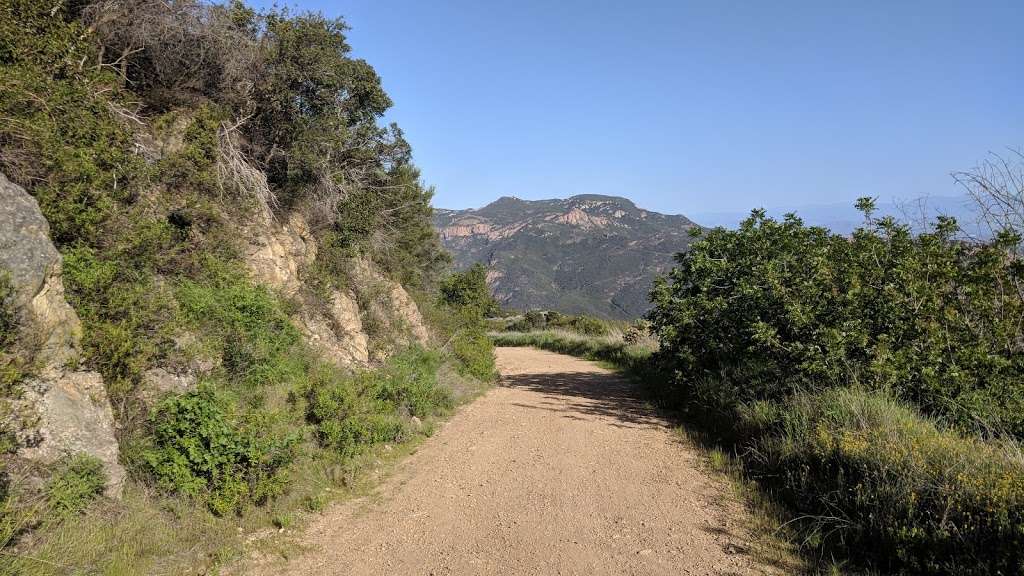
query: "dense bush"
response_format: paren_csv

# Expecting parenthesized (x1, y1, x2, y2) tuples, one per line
(176, 258, 304, 389)
(743, 388, 1024, 575)
(44, 455, 107, 518)
(143, 385, 297, 515)
(436, 265, 497, 380)
(649, 203, 1024, 437)
(438, 264, 498, 317)
(647, 202, 1024, 572)
(306, 348, 452, 457)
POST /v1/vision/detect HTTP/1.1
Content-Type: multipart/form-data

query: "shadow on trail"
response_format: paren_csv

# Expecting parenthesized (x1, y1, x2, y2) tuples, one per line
(501, 370, 666, 430)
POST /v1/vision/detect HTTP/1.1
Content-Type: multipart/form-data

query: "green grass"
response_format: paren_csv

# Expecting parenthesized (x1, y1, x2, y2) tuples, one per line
(491, 330, 654, 379)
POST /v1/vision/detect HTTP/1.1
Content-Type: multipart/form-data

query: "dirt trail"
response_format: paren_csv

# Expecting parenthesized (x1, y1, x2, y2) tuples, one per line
(245, 347, 778, 575)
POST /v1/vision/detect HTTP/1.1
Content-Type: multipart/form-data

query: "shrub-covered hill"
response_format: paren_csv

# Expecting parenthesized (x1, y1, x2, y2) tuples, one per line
(434, 195, 700, 320)
(0, 1, 496, 572)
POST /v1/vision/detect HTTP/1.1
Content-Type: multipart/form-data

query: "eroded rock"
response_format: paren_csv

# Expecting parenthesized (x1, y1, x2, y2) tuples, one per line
(243, 210, 316, 298)
(296, 290, 369, 366)
(352, 258, 431, 349)
(17, 372, 125, 496)
(0, 172, 81, 370)
(0, 172, 126, 496)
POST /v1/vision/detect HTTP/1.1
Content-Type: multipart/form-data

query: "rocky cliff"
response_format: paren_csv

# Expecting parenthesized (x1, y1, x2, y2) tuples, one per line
(0, 173, 125, 495)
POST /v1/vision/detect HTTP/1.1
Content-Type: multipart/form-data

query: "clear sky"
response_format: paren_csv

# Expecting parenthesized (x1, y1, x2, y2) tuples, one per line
(248, 0, 1022, 215)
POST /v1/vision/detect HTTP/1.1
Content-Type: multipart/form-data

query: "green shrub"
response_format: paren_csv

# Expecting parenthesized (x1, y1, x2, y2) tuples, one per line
(649, 205, 1024, 437)
(306, 348, 452, 457)
(143, 386, 297, 516)
(374, 348, 453, 417)
(176, 258, 304, 389)
(45, 454, 107, 518)
(566, 315, 609, 336)
(451, 328, 497, 381)
(744, 388, 1024, 575)
(438, 264, 498, 317)
(433, 267, 497, 380)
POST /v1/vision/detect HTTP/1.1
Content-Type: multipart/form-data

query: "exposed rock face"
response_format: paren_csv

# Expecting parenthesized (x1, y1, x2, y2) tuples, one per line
(0, 172, 125, 496)
(17, 373, 124, 495)
(243, 212, 373, 366)
(434, 194, 700, 320)
(0, 173, 81, 369)
(295, 291, 369, 366)
(241, 209, 432, 366)
(243, 211, 316, 298)
(352, 259, 430, 348)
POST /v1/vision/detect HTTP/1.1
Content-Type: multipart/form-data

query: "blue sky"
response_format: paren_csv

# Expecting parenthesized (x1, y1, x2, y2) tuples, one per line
(249, 0, 1022, 215)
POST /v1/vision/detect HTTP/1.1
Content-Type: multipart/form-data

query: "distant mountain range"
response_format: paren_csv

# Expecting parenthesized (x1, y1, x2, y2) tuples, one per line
(433, 195, 699, 320)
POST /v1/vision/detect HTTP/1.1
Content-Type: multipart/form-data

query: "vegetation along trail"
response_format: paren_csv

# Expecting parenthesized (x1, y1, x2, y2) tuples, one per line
(244, 347, 778, 575)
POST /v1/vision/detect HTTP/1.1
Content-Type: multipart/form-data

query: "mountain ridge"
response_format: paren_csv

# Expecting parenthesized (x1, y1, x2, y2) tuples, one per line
(434, 194, 699, 320)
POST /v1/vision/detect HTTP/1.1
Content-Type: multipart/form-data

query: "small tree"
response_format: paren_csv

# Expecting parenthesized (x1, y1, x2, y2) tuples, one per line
(438, 264, 498, 318)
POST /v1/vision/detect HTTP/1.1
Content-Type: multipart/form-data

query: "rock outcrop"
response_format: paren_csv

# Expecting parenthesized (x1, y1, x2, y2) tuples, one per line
(0, 172, 125, 496)
(242, 211, 373, 366)
(241, 209, 430, 366)
(351, 259, 431, 349)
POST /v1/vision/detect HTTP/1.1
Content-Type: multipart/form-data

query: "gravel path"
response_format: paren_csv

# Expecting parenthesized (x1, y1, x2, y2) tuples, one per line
(245, 347, 776, 575)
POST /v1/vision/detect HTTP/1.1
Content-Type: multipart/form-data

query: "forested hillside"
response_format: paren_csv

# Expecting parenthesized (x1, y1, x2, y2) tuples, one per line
(0, 1, 494, 572)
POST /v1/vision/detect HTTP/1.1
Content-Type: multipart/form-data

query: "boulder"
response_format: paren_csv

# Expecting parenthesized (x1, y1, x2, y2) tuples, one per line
(0, 172, 125, 496)
(17, 372, 125, 496)
(0, 172, 81, 370)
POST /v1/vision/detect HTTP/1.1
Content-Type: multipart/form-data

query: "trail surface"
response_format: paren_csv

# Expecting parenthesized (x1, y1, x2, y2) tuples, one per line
(247, 347, 778, 575)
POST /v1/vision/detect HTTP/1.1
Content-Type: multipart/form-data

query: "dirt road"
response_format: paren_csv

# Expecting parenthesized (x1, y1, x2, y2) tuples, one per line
(246, 347, 777, 575)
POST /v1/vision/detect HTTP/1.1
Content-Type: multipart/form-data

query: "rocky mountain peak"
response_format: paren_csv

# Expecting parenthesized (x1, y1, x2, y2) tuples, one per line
(434, 195, 699, 319)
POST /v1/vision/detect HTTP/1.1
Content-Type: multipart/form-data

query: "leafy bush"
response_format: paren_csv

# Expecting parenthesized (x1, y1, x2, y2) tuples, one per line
(744, 388, 1024, 575)
(306, 348, 452, 457)
(649, 204, 1024, 437)
(176, 258, 304, 390)
(143, 386, 297, 516)
(0, 0, 144, 245)
(645, 202, 1024, 572)
(438, 264, 498, 317)
(566, 315, 610, 336)
(435, 266, 497, 380)
(450, 329, 497, 381)
(45, 455, 107, 518)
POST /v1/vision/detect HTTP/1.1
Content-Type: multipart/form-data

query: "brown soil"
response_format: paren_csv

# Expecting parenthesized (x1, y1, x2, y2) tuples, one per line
(243, 347, 780, 575)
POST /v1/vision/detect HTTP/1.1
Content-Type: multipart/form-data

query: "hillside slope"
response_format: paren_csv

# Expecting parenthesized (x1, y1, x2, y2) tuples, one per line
(435, 195, 699, 319)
